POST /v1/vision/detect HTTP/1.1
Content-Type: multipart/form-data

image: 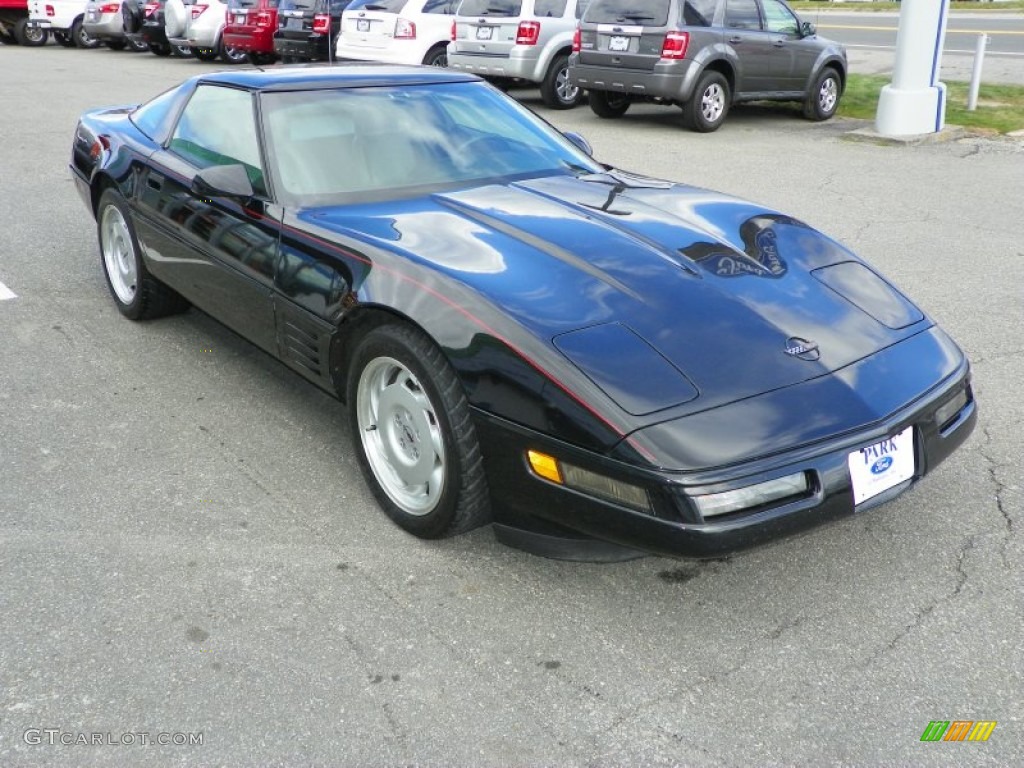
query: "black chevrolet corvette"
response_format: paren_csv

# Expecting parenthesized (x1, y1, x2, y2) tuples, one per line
(70, 65, 976, 560)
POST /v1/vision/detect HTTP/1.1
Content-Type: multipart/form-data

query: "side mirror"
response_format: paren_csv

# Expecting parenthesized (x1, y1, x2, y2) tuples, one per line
(801, 21, 816, 38)
(191, 164, 254, 200)
(563, 131, 593, 157)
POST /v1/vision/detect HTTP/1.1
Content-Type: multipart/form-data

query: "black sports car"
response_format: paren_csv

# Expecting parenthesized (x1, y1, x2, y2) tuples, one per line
(70, 66, 976, 561)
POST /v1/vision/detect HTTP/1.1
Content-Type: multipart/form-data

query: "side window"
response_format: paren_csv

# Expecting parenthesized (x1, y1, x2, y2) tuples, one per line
(534, 0, 567, 17)
(169, 85, 266, 195)
(725, 0, 760, 30)
(682, 0, 715, 26)
(574, 0, 589, 20)
(761, 0, 798, 34)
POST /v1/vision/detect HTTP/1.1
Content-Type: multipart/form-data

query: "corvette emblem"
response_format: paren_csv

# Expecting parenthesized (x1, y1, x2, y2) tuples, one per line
(784, 337, 820, 361)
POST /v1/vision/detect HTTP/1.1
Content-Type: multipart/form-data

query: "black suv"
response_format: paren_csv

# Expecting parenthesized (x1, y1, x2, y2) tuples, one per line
(570, 0, 846, 132)
(274, 0, 349, 62)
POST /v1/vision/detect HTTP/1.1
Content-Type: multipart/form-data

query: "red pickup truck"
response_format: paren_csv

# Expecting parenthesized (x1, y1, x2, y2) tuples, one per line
(0, 0, 46, 44)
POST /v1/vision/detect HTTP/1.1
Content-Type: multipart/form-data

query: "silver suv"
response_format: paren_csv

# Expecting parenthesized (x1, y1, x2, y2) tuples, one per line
(570, 0, 846, 131)
(448, 0, 589, 110)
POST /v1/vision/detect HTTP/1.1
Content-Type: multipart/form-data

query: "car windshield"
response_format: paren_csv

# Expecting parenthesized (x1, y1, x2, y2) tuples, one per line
(260, 81, 603, 206)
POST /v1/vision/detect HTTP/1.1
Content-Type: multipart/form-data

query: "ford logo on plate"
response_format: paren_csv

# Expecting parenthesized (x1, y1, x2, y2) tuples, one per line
(871, 456, 894, 475)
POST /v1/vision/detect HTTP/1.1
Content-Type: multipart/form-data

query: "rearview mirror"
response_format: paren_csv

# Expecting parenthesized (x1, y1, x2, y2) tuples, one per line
(191, 164, 254, 200)
(563, 131, 593, 157)
(801, 21, 816, 38)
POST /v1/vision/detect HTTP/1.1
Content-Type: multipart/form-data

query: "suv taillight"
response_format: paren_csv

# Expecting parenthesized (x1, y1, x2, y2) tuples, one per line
(572, 25, 580, 53)
(660, 30, 689, 60)
(190, 3, 208, 19)
(143, 2, 158, 17)
(450, 19, 455, 42)
(100, 2, 119, 12)
(45, 4, 54, 16)
(254, 10, 272, 27)
(395, 18, 415, 39)
(312, 13, 330, 33)
(516, 20, 539, 46)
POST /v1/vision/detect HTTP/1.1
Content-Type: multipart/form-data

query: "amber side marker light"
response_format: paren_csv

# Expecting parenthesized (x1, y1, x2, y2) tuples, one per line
(527, 450, 650, 512)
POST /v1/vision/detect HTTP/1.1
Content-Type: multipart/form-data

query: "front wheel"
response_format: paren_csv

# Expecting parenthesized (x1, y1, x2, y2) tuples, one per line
(97, 189, 189, 320)
(347, 324, 489, 539)
(682, 70, 730, 133)
(171, 42, 192, 57)
(54, 31, 78, 47)
(14, 19, 48, 46)
(588, 89, 631, 119)
(540, 54, 585, 110)
(422, 44, 447, 67)
(72, 18, 102, 48)
(804, 67, 842, 121)
(126, 35, 148, 52)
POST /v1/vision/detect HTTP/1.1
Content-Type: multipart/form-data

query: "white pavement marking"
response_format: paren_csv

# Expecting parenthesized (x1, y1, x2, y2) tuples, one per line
(0, 281, 17, 301)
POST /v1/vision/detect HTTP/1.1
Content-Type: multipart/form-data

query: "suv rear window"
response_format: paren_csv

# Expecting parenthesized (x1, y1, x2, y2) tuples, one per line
(279, 0, 317, 9)
(534, 0, 567, 17)
(584, 0, 669, 26)
(346, 0, 409, 10)
(458, 0, 522, 17)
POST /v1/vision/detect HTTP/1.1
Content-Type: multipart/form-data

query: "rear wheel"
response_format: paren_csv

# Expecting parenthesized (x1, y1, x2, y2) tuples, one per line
(348, 324, 490, 539)
(126, 35, 148, 52)
(804, 67, 842, 121)
(191, 46, 219, 61)
(540, 54, 584, 110)
(171, 42, 192, 57)
(72, 18, 102, 48)
(14, 19, 48, 46)
(97, 189, 189, 321)
(422, 44, 447, 67)
(148, 41, 171, 56)
(219, 42, 247, 64)
(588, 89, 631, 119)
(682, 70, 730, 133)
(105, 39, 127, 50)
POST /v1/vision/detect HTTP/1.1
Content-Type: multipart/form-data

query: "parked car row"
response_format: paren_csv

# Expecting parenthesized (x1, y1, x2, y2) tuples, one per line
(9, 0, 847, 132)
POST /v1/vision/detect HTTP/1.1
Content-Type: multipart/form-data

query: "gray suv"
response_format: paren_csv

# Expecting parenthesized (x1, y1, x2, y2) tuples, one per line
(570, 0, 846, 131)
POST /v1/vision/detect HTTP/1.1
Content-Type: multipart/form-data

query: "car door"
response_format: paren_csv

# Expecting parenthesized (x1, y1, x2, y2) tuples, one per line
(134, 83, 280, 354)
(759, 0, 808, 92)
(722, 0, 770, 95)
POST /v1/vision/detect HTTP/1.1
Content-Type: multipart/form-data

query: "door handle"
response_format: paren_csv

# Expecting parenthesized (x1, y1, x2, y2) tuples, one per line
(728, 36, 742, 44)
(772, 39, 785, 47)
(146, 174, 164, 191)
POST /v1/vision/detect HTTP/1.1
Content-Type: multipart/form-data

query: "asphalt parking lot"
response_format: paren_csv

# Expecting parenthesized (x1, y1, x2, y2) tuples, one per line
(1, 46, 1022, 767)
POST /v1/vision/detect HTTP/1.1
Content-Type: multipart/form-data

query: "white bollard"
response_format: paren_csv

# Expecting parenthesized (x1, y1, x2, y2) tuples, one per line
(875, 0, 952, 136)
(967, 34, 988, 112)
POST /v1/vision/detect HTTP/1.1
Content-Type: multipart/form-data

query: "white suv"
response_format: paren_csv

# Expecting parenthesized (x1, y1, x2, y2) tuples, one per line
(335, 0, 456, 67)
(165, 0, 247, 61)
(26, 0, 101, 47)
(448, 0, 587, 109)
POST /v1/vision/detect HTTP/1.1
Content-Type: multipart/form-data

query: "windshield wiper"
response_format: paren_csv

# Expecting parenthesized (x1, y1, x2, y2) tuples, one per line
(616, 14, 655, 22)
(580, 169, 672, 189)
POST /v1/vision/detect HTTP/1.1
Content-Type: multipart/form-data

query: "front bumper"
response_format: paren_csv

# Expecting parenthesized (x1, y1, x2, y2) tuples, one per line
(475, 353, 976, 560)
(569, 54, 698, 102)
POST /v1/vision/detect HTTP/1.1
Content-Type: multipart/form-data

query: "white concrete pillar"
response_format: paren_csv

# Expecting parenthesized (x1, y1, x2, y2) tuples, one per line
(875, 0, 952, 136)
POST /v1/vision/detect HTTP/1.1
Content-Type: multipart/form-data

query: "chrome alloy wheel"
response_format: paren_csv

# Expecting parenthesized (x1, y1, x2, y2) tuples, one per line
(100, 204, 138, 305)
(818, 76, 838, 114)
(700, 83, 726, 123)
(356, 356, 446, 516)
(556, 66, 579, 105)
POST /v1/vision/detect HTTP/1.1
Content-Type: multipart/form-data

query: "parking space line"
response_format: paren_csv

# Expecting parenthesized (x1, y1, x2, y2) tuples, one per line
(0, 280, 17, 301)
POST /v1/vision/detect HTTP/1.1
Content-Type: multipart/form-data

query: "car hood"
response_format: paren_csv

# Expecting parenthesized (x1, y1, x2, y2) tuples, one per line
(306, 173, 929, 421)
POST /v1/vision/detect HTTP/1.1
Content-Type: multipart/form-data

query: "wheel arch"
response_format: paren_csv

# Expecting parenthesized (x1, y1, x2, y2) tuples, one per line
(699, 59, 735, 99)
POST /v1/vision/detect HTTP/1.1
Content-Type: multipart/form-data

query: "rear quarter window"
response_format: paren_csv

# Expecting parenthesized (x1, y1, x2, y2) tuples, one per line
(583, 0, 669, 26)
(682, 0, 714, 25)
(458, 0, 522, 17)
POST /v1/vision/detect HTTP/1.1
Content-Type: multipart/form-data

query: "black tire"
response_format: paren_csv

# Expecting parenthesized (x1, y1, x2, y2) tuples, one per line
(347, 324, 490, 539)
(171, 43, 192, 57)
(148, 41, 171, 56)
(53, 31, 75, 47)
(96, 189, 189, 321)
(0, 30, 16, 45)
(126, 35, 148, 52)
(682, 70, 730, 133)
(804, 67, 842, 121)
(588, 89, 631, 119)
(192, 46, 219, 61)
(540, 54, 584, 110)
(421, 44, 447, 68)
(72, 18, 102, 48)
(14, 18, 48, 46)
(219, 42, 247, 64)
(105, 39, 127, 50)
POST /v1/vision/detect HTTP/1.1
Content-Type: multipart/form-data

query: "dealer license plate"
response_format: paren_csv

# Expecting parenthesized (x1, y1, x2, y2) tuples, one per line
(476, 25, 492, 40)
(609, 35, 629, 52)
(86, 10, 99, 20)
(847, 426, 915, 506)
(235, 13, 246, 23)
(286, 16, 303, 29)
(357, 18, 369, 32)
